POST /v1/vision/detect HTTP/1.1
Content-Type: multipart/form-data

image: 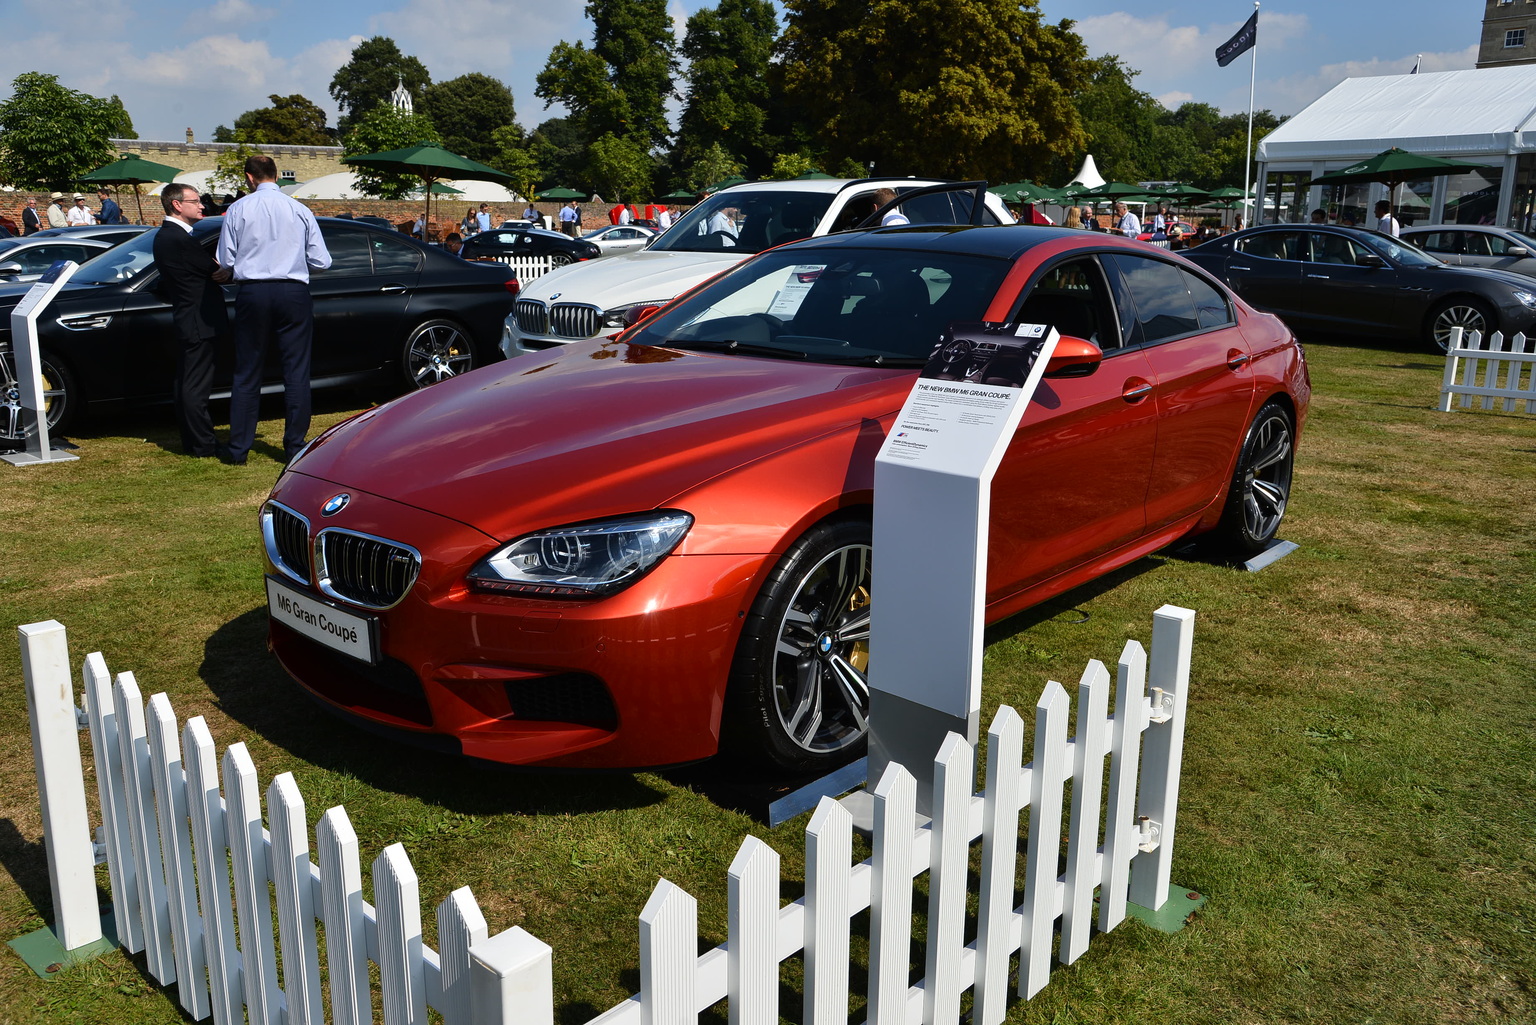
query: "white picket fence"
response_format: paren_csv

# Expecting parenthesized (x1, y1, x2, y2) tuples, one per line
(481, 254, 556, 284)
(20, 605, 1196, 1024)
(1440, 326, 1536, 414)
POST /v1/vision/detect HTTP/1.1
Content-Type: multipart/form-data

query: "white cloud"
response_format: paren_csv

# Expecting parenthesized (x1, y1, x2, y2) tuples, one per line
(1157, 91, 1194, 109)
(208, 0, 274, 25)
(670, 0, 689, 41)
(1265, 44, 1479, 117)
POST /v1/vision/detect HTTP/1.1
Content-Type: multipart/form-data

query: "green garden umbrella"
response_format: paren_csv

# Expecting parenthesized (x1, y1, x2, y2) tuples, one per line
(1306, 147, 1489, 220)
(658, 188, 698, 202)
(703, 175, 747, 194)
(344, 143, 511, 235)
(1074, 181, 1152, 200)
(79, 153, 184, 224)
(793, 170, 835, 180)
(536, 186, 588, 200)
(1207, 186, 1253, 226)
(989, 181, 1062, 205)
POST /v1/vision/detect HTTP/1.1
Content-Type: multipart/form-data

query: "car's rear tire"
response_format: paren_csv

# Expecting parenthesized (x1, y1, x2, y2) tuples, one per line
(1, 346, 77, 447)
(723, 518, 872, 773)
(1426, 297, 1494, 353)
(1209, 401, 1294, 556)
(402, 320, 475, 389)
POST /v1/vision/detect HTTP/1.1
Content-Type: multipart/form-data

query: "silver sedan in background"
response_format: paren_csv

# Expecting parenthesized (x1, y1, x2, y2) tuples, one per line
(580, 224, 657, 257)
(1401, 224, 1536, 279)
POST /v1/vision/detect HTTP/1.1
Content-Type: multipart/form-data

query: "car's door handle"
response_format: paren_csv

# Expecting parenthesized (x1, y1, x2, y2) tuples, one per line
(380, 284, 407, 294)
(1230, 264, 1253, 271)
(1306, 273, 1329, 279)
(1122, 379, 1153, 402)
(1226, 349, 1251, 370)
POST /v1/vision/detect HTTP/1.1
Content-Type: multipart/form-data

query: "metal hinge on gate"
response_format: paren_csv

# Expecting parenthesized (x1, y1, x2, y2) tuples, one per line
(1136, 816, 1162, 853)
(75, 705, 90, 729)
(92, 826, 108, 866)
(1147, 688, 1175, 724)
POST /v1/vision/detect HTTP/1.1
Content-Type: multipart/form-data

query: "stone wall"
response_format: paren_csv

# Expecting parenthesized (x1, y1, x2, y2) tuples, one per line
(109, 137, 347, 182)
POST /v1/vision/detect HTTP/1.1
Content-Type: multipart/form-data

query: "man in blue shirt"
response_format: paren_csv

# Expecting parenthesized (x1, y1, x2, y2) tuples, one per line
(216, 154, 332, 465)
(97, 188, 124, 225)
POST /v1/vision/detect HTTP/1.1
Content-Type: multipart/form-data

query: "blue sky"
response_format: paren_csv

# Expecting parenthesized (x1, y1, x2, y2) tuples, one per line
(0, 0, 1482, 144)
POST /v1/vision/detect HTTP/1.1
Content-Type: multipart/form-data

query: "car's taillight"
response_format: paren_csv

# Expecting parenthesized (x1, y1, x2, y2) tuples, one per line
(504, 279, 520, 295)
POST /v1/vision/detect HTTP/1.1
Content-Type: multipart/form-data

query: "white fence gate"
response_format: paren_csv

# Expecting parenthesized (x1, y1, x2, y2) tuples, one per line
(483, 254, 556, 285)
(20, 605, 1196, 1024)
(1440, 326, 1536, 414)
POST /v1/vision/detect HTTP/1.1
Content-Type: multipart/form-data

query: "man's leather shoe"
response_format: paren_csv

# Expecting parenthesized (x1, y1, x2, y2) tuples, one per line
(215, 444, 246, 466)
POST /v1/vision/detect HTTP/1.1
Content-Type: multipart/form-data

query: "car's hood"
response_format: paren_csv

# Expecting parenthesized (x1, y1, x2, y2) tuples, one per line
(289, 340, 907, 540)
(518, 248, 745, 309)
(1429, 263, 1536, 292)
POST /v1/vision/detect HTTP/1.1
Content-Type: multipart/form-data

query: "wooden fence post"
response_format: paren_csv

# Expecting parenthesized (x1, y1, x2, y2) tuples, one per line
(1129, 605, 1195, 910)
(470, 927, 554, 1025)
(17, 620, 102, 951)
(639, 880, 698, 1025)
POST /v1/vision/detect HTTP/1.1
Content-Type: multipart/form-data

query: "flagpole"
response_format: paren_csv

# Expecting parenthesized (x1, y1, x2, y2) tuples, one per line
(1244, 0, 1259, 226)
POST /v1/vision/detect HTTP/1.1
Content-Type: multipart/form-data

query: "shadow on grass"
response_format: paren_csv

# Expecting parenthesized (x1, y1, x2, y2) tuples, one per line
(197, 608, 667, 818)
(983, 554, 1168, 646)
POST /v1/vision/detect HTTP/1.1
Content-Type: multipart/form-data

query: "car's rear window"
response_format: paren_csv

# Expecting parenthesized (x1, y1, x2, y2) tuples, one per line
(627, 246, 1010, 363)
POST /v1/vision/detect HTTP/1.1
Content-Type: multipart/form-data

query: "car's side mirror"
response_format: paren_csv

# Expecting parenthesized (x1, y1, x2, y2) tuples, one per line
(1357, 252, 1387, 269)
(0, 262, 23, 277)
(1044, 335, 1103, 377)
(1508, 246, 1529, 257)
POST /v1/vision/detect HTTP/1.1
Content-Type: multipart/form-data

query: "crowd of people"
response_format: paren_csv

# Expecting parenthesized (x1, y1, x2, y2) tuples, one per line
(18, 189, 130, 233)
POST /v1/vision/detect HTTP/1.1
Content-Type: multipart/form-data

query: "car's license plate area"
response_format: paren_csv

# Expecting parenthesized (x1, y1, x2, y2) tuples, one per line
(266, 576, 379, 664)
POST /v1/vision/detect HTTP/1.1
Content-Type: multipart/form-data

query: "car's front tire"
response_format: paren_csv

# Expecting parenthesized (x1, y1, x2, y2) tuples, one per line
(1, 345, 77, 446)
(1427, 297, 1493, 353)
(1209, 401, 1294, 556)
(402, 319, 475, 389)
(724, 518, 872, 773)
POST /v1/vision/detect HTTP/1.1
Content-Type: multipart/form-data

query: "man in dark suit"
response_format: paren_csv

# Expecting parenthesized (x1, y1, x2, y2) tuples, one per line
(153, 182, 231, 457)
(21, 198, 41, 235)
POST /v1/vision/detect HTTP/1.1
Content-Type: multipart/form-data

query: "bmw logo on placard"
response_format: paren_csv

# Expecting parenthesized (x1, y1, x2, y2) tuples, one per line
(322, 493, 351, 516)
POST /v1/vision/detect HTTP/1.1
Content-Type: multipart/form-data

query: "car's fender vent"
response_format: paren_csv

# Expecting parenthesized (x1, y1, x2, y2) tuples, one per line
(503, 673, 617, 730)
(317, 529, 421, 609)
(549, 303, 602, 339)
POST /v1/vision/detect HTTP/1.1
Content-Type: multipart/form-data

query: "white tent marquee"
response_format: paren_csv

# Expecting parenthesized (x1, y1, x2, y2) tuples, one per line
(281, 173, 524, 204)
(1255, 65, 1536, 227)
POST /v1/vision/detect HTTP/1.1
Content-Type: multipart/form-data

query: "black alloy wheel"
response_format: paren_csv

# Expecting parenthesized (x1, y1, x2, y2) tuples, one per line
(1211, 402, 1294, 555)
(1427, 297, 1494, 354)
(724, 518, 872, 772)
(0, 346, 75, 445)
(402, 320, 475, 389)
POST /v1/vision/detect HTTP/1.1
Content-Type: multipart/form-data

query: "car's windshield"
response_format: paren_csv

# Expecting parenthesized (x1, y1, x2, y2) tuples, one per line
(626, 246, 1011, 363)
(69, 228, 160, 285)
(1508, 230, 1536, 251)
(1363, 233, 1441, 268)
(648, 190, 835, 256)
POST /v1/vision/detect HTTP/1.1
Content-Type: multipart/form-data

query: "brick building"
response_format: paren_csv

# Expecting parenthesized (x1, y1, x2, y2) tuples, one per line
(109, 129, 347, 185)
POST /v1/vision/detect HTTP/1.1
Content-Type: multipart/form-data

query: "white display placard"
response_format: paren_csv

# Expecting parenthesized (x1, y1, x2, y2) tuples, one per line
(867, 322, 1058, 809)
(5, 260, 80, 467)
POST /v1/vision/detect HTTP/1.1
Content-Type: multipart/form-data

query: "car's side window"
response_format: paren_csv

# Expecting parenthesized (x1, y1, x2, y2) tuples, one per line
(1414, 231, 1459, 254)
(1185, 270, 1235, 330)
(1468, 232, 1502, 257)
(370, 233, 423, 275)
(1102, 254, 1200, 344)
(1308, 233, 1359, 265)
(321, 229, 374, 277)
(1016, 258, 1121, 350)
(1236, 232, 1301, 261)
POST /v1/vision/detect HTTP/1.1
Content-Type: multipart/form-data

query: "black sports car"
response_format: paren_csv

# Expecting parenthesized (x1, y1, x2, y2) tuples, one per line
(1181, 224, 1536, 351)
(460, 226, 600, 266)
(0, 216, 517, 443)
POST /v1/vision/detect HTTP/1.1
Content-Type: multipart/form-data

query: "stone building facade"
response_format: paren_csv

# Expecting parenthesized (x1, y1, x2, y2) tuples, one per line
(1478, 0, 1536, 68)
(109, 130, 346, 184)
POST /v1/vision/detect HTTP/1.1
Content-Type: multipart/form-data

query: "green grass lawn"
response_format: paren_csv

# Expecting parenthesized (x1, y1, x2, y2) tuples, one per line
(1, 338, 1533, 1025)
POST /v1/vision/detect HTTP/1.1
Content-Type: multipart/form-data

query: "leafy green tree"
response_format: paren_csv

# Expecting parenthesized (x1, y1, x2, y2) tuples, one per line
(489, 125, 543, 203)
(674, 0, 778, 175)
(770, 152, 816, 179)
(210, 132, 266, 193)
(527, 117, 592, 191)
(588, 132, 655, 201)
(777, 0, 1089, 181)
(221, 94, 332, 146)
(342, 104, 442, 199)
(536, 0, 676, 148)
(329, 37, 431, 133)
(1044, 54, 1165, 185)
(421, 73, 518, 164)
(683, 141, 742, 192)
(0, 73, 136, 189)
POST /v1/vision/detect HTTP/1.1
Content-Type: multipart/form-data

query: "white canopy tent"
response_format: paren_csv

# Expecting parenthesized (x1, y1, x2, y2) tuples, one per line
(1255, 65, 1536, 228)
(147, 170, 220, 197)
(1062, 154, 1105, 192)
(281, 173, 524, 204)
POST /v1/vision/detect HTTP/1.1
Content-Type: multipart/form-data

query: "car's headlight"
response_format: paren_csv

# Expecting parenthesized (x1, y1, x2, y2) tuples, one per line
(467, 511, 693, 597)
(601, 300, 671, 330)
(1513, 290, 1536, 310)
